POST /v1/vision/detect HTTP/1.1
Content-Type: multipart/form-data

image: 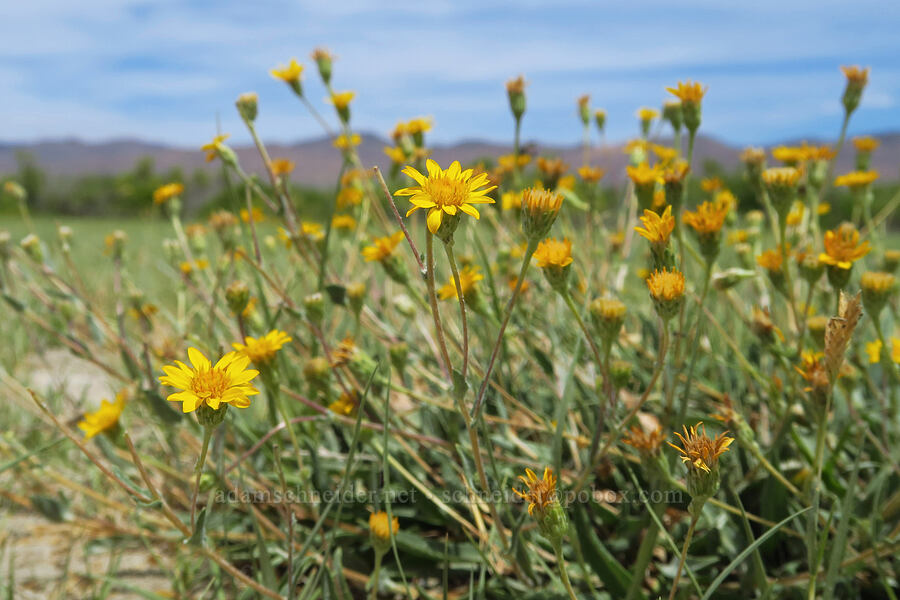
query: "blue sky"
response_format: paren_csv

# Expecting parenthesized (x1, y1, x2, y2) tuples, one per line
(1, 0, 898, 148)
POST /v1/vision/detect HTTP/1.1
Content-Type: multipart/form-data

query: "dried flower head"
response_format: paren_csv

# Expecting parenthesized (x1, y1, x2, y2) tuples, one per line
(824, 291, 863, 383)
(668, 422, 733, 474)
(512, 467, 558, 517)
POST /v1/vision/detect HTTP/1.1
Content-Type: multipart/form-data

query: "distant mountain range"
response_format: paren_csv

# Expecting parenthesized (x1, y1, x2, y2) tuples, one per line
(1, 133, 898, 186)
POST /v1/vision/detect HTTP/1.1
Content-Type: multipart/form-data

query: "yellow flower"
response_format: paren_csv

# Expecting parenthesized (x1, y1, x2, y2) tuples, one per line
(406, 117, 432, 135)
(536, 156, 569, 177)
(362, 231, 405, 262)
(329, 391, 358, 417)
(646, 268, 685, 302)
(834, 170, 879, 189)
(772, 145, 808, 165)
(626, 162, 661, 186)
(533, 238, 573, 268)
(369, 511, 399, 541)
(209, 210, 238, 231)
(233, 330, 292, 366)
(740, 147, 766, 165)
(331, 214, 357, 230)
(159, 348, 260, 413)
(501, 191, 523, 211)
(795, 350, 830, 394)
(852, 136, 880, 153)
(337, 187, 363, 209)
(506, 75, 526, 95)
(270, 58, 304, 82)
(786, 202, 804, 226)
(667, 422, 733, 474)
(78, 391, 127, 439)
(635, 205, 674, 244)
(762, 167, 802, 187)
(512, 467, 558, 516)
(700, 177, 723, 192)
(271, 158, 295, 177)
(636, 107, 659, 121)
(577, 165, 605, 183)
(650, 144, 678, 165)
(301, 221, 324, 242)
(153, 182, 184, 205)
(667, 80, 707, 103)
(497, 153, 531, 172)
(757, 246, 787, 272)
(241, 207, 265, 223)
(201, 134, 229, 162)
(328, 91, 355, 110)
(819, 223, 871, 269)
(866, 339, 882, 364)
(818, 203, 831, 215)
(683, 199, 729, 234)
(662, 160, 690, 184)
(438, 264, 483, 300)
(893, 338, 900, 364)
(384, 146, 407, 164)
(179, 259, 209, 274)
(395, 159, 497, 234)
(861, 271, 896, 294)
(840, 65, 869, 85)
(623, 424, 665, 456)
(333, 133, 361, 149)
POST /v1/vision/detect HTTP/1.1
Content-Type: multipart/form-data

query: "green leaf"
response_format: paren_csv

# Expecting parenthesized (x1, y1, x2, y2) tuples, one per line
(558, 187, 589, 210)
(325, 284, 346, 306)
(571, 502, 632, 597)
(187, 506, 207, 546)
(700, 507, 811, 600)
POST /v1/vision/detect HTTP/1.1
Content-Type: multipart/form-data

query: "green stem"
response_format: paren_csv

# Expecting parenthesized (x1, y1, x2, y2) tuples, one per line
(424, 231, 453, 376)
(674, 262, 713, 425)
(191, 426, 214, 529)
(444, 243, 470, 379)
(806, 401, 830, 600)
(626, 502, 664, 600)
(370, 551, 383, 600)
(471, 239, 537, 421)
(668, 513, 699, 600)
(554, 543, 579, 600)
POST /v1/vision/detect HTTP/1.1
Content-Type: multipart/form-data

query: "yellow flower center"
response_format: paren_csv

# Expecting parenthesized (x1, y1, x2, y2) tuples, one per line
(424, 175, 471, 209)
(191, 368, 230, 400)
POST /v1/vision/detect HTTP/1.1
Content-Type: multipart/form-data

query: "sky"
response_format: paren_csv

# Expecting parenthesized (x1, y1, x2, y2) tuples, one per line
(1, 0, 899, 149)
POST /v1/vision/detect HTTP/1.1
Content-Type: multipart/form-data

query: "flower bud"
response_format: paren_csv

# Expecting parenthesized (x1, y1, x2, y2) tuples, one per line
(646, 268, 685, 321)
(346, 281, 366, 316)
(312, 48, 333, 85)
(506, 76, 526, 121)
(577, 94, 591, 127)
(303, 356, 331, 395)
(196, 402, 227, 429)
(861, 271, 895, 316)
(369, 511, 398, 557)
(521, 188, 563, 243)
(840, 65, 868, 116)
(662, 100, 683, 132)
(590, 297, 626, 343)
(225, 281, 250, 315)
(236, 92, 258, 123)
(389, 341, 409, 373)
(594, 109, 606, 133)
(609, 360, 633, 389)
(304, 292, 325, 325)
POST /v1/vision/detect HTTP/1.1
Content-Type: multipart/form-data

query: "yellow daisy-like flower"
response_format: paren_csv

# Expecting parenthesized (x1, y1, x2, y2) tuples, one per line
(852, 136, 880, 153)
(180, 259, 209, 274)
(153, 182, 184, 205)
(756, 245, 788, 272)
(834, 170, 879, 189)
(646, 268, 685, 302)
(636, 107, 659, 121)
(626, 162, 661, 186)
(395, 159, 496, 234)
(333, 133, 361, 149)
(819, 222, 871, 269)
(384, 146, 406, 164)
(159, 348, 260, 413)
(866, 339, 882, 364)
(78, 391, 127, 439)
(501, 191, 523, 211)
(700, 177, 723, 192)
(329, 391, 358, 417)
(650, 144, 678, 165)
(497, 153, 531, 172)
(362, 231, 405, 262)
(270, 58, 303, 83)
(232, 330, 292, 366)
(331, 214, 357, 230)
(893, 338, 900, 364)
(841, 65, 869, 85)
(683, 199, 729, 234)
(201, 134, 229, 162)
(240, 207, 265, 223)
(328, 91, 355, 110)
(667, 422, 733, 474)
(861, 271, 896, 294)
(301, 221, 324, 242)
(438, 264, 483, 300)
(406, 117, 432, 135)
(512, 467, 558, 516)
(762, 167, 802, 187)
(772, 145, 809, 165)
(271, 158, 295, 177)
(623, 424, 665, 456)
(533, 238, 573, 268)
(667, 80, 707, 103)
(369, 511, 399, 541)
(577, 165, 605, 183)
(634, 205, 675, 244)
